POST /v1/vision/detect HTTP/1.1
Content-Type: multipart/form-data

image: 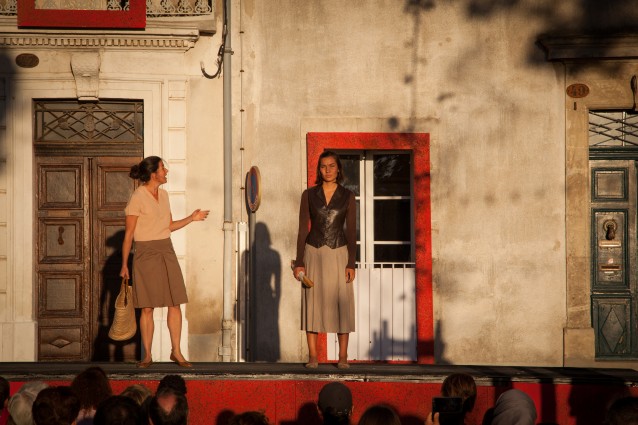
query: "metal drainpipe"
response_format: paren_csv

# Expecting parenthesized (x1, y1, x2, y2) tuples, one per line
(220, 0, 233, 362)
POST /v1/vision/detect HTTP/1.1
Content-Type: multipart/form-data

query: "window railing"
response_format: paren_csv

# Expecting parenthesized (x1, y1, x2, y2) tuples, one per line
(0, 0, 212, 16)
(146, 0, 211, 17)
(328, 262, 417, 362)
(589, 110, 638, 148)
(0, 0, 15, 15)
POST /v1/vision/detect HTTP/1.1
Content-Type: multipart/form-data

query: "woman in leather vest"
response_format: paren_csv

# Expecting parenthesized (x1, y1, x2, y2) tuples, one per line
(293, 151, 357, 369)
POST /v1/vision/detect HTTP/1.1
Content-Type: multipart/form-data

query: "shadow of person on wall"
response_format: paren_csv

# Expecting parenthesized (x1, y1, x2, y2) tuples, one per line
(92, 230, 140, 361)
(250, 222, 282, 362)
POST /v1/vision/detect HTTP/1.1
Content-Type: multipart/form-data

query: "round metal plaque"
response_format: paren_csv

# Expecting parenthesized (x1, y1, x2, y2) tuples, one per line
(566, 83, 589, 98)
(246, 166, 261, 212)
(15, 53, 39, 68)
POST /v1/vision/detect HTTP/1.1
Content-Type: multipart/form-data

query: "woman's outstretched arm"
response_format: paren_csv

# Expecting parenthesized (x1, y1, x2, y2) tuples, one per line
(169, 209, 210, 232)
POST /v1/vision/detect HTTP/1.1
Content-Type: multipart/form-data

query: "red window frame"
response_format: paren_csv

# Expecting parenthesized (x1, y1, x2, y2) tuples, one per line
(307, 132, 433, 364)
(18, 0, 146, 28)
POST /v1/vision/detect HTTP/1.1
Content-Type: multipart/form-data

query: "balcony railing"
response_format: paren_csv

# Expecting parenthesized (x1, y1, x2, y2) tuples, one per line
(327, 262, 417, 362)
(0, 0, 212, 16)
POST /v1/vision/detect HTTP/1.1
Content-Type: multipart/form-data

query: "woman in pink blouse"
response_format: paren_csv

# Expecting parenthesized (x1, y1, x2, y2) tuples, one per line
(120, 156, 209, 368)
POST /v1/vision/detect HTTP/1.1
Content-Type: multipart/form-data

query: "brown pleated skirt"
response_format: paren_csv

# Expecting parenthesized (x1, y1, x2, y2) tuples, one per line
(132, 238, 188, 308)
(301, 244, 355, 333)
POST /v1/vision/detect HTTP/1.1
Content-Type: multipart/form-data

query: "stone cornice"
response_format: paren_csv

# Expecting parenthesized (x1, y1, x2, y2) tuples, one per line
(538, 34, 638, 61)
(0, 25, 199, 51)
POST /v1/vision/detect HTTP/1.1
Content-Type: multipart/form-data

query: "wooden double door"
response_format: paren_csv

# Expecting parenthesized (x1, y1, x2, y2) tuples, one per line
(35, 155, 141, 361)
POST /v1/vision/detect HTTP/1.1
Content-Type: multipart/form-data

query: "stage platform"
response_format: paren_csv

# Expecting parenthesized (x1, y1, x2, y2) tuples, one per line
(2, 362, 638, 424)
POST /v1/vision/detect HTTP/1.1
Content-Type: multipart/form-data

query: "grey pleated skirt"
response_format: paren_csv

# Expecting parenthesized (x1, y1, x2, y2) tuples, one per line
(301, 244, 355, 333)
(132, 238, 188, 308)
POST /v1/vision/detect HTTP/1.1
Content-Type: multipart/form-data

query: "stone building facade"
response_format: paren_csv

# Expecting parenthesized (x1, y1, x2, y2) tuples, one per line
(0, 0, 636, 368)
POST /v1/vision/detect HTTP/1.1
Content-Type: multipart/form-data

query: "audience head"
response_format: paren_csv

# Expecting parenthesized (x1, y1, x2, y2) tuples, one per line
(32, 386, 80, 425)
(0, 376, 9, 408)
(228, 411, 271, 425)
(94, 395, 143, 425)
(7, 381, 49, 425)
(157, 375, 187, 396)
(604, 396, 638, 425)
(148, 386, 188, 425)
(317, 382, 353, 425)
(120, 384, 153, 406)
(357, 404, 400, 425)
(489, 389, 537, 425)
(441, 373, 477, 413)
(70, 366, 112, 411)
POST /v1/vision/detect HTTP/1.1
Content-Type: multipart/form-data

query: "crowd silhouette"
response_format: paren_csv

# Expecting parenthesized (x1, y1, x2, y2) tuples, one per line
(1, 369, 637, 425)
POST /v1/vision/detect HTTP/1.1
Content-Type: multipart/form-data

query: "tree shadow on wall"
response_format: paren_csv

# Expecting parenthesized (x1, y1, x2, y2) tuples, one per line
(365, 318, 448, 364)
(391, 0, 638, 131)
(0, 54, 13, 177)
(404, 0, 638, 65)
(368, 321, 418, 362)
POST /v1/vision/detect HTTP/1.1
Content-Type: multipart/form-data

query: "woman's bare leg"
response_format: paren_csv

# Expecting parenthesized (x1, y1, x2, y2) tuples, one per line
(306, 331, 318, 367)
(139, 307, 154, 362)
(338, 333, 349, 368)
(167, 305, 187, 361)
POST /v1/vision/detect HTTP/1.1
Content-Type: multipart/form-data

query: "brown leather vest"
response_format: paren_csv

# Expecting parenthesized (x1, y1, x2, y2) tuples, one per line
(306, 185, 351, 249)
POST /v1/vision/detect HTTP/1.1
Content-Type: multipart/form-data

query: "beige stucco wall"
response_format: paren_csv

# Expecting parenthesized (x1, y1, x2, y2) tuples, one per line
(237, 1, 567, 365)
(4, 1, 638, 366)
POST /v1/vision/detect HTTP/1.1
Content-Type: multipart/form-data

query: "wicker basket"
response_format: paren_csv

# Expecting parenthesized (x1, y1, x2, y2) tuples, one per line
(108, 278, 137, 341)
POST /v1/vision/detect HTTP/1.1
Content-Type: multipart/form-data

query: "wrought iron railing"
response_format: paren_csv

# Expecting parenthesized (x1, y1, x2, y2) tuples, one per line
(327, 262, 417, 362)
(34, 100, 143, 144)
(146, 0, 211, 17)
(589, 111, 638, 148)
(0, 0, 212, 16)
(0, 0, 14, 14)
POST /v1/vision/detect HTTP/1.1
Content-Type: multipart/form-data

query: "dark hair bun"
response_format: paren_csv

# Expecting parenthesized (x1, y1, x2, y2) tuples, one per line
(130, 156, 162, 182)
(129, 164, 141, 180)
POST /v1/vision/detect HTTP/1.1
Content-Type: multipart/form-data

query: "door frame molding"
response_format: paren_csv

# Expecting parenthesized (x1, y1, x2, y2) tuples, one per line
(4, 78, 162, 360)
(306, 132, 432, 363)
(564, 63, 638, 366)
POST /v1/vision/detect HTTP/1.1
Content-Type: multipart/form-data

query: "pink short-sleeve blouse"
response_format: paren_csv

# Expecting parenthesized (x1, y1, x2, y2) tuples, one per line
(124, 186, 171, 241)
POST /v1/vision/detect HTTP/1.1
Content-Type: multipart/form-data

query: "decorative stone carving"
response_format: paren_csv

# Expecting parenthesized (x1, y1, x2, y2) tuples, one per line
(0, 31, 198, 52)
(71, 52, 100, 101)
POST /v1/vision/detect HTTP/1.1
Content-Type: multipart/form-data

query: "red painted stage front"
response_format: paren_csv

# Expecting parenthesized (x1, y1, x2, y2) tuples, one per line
(7, 374, 638, 425)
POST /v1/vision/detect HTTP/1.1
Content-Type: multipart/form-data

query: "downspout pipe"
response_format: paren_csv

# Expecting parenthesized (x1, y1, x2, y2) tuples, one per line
(220, 0, 233, 362)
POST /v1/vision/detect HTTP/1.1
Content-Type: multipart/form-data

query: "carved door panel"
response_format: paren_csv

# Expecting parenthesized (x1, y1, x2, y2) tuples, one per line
(36, 156, 140, 361)
(590, 160, 638, 358)
(36, 156, 90, 360)
(91, 157, 140, 361)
